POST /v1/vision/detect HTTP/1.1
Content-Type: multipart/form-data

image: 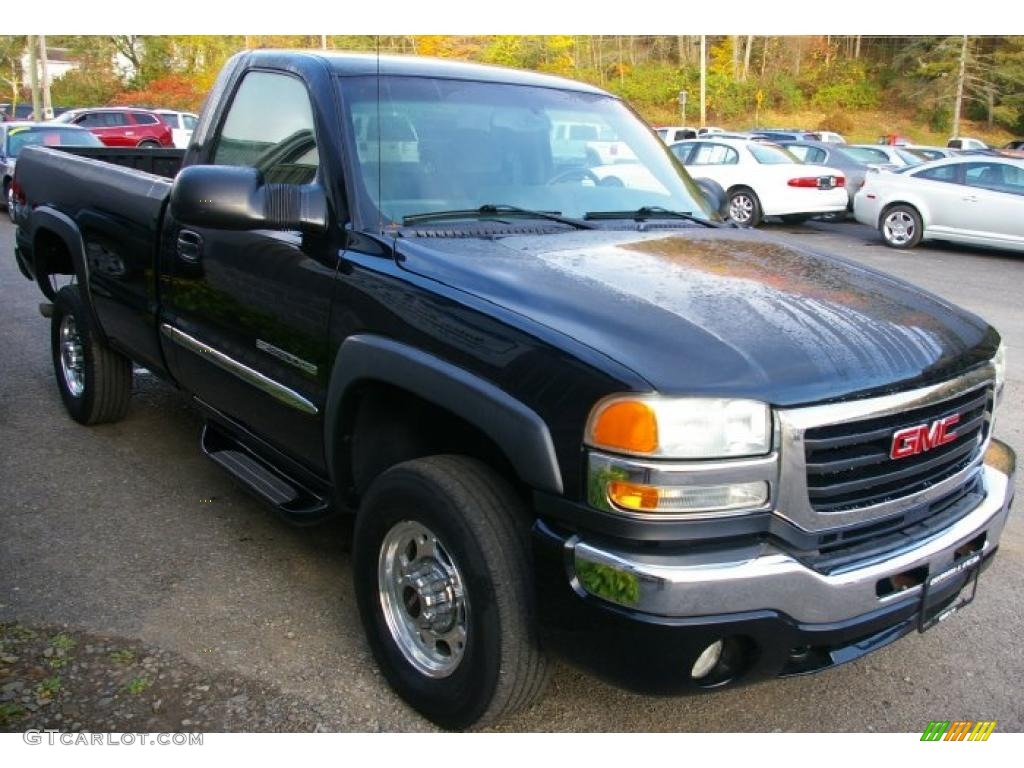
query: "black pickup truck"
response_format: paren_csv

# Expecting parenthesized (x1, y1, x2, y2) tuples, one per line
(11, 50, 1015, 729)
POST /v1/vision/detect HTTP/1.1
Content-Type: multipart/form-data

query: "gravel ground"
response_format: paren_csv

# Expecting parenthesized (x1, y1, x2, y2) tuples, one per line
(1, 215, 1022, 732)
(0, 622, 321, 732)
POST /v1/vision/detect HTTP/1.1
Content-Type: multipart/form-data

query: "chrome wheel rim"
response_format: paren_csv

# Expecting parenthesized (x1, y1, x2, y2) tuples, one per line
(378, 520, 469, 678)
(883, 210, 915, 245)
(6, 186, 13, 222)
(729, 194, 754, 224)
(59, 314, 85, 398)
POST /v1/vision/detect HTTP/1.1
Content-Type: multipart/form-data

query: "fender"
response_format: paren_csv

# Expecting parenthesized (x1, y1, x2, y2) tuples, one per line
(324, 334, 564, 496)
(30, 206, 108, 344)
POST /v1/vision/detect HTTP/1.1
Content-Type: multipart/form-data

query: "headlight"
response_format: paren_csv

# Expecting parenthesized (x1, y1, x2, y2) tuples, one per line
(585, 395, 771, 459)
(994, 342, 1006, 403)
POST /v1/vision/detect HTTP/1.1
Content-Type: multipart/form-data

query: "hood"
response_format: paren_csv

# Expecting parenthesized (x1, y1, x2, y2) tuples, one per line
(394, 227, 998, 407)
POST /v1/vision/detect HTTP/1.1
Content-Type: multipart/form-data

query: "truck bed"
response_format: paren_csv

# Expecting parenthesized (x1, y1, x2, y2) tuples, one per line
(17, 145, 177, 237)
(56, 146, 185, 180)
(15, 144, 180, 374)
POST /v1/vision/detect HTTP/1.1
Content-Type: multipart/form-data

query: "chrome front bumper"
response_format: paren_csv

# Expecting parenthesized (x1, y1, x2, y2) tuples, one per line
(571, 440, 1015, 625)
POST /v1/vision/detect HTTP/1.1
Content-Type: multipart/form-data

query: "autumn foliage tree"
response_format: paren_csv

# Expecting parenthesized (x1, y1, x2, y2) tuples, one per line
(111, 74, 203, 111)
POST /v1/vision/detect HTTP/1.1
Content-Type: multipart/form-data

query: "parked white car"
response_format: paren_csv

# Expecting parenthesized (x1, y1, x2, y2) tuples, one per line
(854, 156, 1024, 251)
(947, 136, 989, 151)
(817, 131, 847, 144)
(551, 120, 636, 166)
(154, 109, 198, 149)
(655, 125, 697, 144)
(668, 138, 847, 226)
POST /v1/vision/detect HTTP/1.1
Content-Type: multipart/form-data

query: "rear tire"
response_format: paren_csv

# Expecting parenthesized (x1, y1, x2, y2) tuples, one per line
(880, 204, 923, 249)
(353, 455, 549, 730)
(138, 140, 160, 149)
(51, 286, 132, 425)
(728, 187, 763, 227)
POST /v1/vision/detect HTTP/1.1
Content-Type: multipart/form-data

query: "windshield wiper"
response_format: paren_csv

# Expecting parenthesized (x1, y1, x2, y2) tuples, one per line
(583, 206, 723, 228)
(402, 204, 595, 230)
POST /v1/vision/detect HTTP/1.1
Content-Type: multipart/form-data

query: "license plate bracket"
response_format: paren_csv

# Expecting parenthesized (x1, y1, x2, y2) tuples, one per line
(917, 550, 983, 633)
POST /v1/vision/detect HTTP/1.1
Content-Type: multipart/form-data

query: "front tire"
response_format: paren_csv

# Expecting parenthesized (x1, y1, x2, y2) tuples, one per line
(728, 188, 763, 227)
(880, 204, 923, 249)
(138, 140, 160, 149)
(353, 456, 549, 730)
(51, 286, 132, 425)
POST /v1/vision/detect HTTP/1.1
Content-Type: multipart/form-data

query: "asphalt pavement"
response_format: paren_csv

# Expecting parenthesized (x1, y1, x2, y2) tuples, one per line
(1, 215, 1022, 732)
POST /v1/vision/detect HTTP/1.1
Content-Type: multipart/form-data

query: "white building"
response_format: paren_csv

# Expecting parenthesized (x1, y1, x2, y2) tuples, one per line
(19, 47, 80, 88)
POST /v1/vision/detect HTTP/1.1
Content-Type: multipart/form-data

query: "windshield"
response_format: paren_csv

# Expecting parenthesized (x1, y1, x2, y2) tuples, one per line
(6, 126, 102, 156)
(337, 75, 713, 226)
(748, 143, 799, 164)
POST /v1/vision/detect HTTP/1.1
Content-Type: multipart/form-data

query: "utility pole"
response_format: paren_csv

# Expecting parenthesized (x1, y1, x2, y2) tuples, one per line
(27, 36, 41, 122)
(38, 34, 52, 120)
(952, 34, 968, 138)
(320, 35, 327, 50)
(700, 35, 706, 126)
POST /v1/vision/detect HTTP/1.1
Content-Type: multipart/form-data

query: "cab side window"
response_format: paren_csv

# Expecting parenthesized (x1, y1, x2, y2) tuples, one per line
(213, 71, 320, 185)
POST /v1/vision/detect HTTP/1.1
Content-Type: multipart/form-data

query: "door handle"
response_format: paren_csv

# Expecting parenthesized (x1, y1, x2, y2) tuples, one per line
(177, 230, 203, 263)
(962, 195, 979, 202)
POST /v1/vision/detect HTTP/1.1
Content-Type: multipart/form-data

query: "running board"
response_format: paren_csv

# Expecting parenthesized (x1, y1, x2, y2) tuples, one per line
(201, 423, 333, 524)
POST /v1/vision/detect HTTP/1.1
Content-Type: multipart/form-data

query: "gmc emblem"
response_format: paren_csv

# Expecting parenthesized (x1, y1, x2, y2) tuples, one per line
(890, 414, 961, 460)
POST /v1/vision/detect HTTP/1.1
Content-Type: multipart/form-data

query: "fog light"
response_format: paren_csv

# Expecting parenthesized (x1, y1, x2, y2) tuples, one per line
(690, 639, 724, 680)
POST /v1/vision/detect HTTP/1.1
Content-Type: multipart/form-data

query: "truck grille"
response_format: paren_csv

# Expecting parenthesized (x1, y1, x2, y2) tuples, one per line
(804, 386, 992, 513)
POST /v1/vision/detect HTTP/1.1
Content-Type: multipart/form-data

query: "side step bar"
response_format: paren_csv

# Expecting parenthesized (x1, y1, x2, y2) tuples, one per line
(201, 423, 333, 525)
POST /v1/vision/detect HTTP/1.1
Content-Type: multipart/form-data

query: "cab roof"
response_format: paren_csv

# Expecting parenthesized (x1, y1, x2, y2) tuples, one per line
(246, 49, 612, 97)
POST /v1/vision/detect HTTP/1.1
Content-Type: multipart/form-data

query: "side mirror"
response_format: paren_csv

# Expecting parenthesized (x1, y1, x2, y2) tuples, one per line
(170, 165, 327, 232)
(694, 178, 729, 219)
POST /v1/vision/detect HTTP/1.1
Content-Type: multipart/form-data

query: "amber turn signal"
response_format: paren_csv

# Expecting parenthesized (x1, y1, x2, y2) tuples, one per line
(589, 400, 658, 454)
(608, 481, 660, 511)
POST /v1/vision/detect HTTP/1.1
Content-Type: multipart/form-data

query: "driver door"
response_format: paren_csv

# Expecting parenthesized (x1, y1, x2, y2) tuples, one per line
(160, 69, 337, 473)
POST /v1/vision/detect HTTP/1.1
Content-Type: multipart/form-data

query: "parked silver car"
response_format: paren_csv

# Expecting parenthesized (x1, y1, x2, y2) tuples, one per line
(845, 144, 932, 168)
(854, 156, 1024, 251)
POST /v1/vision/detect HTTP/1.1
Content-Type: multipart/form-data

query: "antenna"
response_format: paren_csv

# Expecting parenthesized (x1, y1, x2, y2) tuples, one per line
(376, 35, 382, 234)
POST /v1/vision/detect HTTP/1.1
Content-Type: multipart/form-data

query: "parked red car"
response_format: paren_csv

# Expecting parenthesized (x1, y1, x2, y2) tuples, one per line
(52, 107, 173, 148)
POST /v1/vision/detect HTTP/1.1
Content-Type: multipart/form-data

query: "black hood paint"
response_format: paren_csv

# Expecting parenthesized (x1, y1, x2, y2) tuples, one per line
(394, 227, 998, 407)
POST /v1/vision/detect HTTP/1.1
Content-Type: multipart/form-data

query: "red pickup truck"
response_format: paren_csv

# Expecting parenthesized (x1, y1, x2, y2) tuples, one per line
(52, 107, 173, 148)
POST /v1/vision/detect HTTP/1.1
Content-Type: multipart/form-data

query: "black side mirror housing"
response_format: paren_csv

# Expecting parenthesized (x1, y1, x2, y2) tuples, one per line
(170, 165, 327, 232)
(693, 178, 729, 219)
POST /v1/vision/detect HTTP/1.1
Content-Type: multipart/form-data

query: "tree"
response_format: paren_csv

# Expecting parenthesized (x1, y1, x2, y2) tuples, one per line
(952, 35, 968, 137)
(0, 36, 24, 113)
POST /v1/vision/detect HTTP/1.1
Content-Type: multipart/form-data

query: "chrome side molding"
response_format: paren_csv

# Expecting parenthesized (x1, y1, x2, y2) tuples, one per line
(160, 323, 318, 416)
